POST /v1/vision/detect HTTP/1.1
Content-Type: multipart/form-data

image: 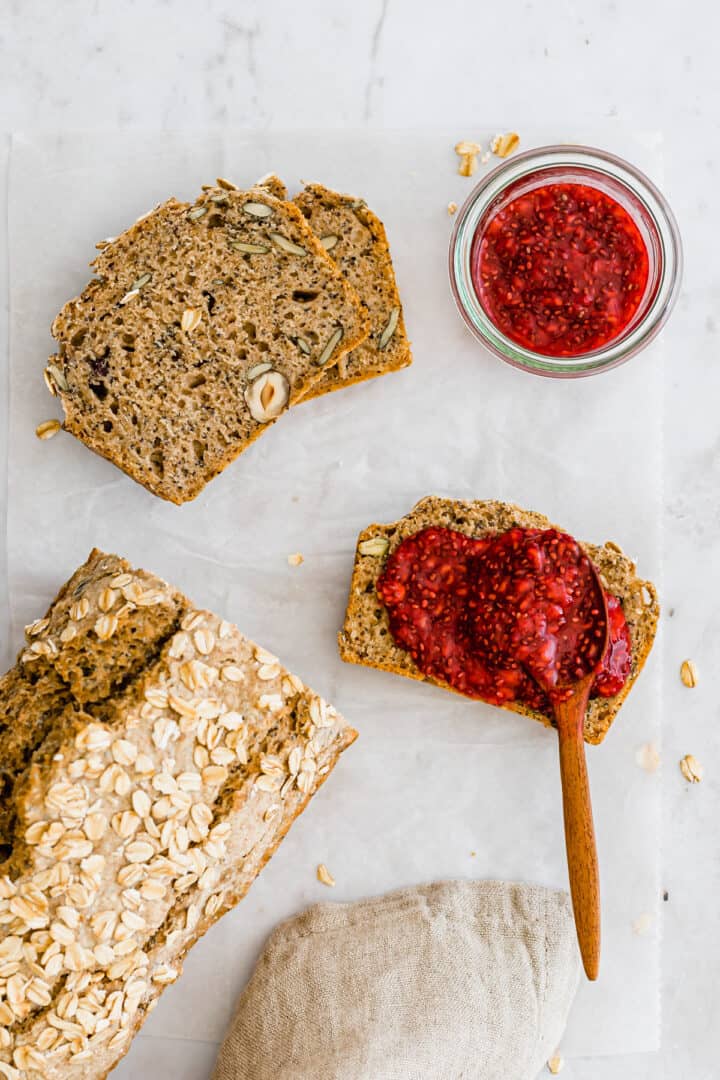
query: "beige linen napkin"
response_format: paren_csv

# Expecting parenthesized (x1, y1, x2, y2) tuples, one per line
(213, 880, 580, 1080)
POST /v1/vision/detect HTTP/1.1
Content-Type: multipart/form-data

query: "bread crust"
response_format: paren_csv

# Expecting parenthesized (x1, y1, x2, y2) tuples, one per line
(339, 497, 659, 745)
(292, 182, 412, 398)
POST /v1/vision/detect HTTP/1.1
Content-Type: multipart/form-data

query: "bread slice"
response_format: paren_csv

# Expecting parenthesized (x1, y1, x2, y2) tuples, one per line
(48, 182, 370, 503)
(0, 551, 356, 1078)
(292, 182, 412, 398)
(339, 497, 659, 745)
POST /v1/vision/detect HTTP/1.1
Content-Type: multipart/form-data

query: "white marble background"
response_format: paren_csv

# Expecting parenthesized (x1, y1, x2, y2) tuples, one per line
(0, 2, 718, 1078)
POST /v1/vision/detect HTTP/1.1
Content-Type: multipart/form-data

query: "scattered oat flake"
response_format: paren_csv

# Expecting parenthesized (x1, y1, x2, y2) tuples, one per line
(491, 132, 520, 158)
(680, 659, 698, 688)
(635, 742, 660, 773)
(35, 419, 62, 440)
(454, 140, 482, 177)
(632, 912, 654, 936)
(287, 553, 304, 567)
(447, 202, 458, 215)
(679, 753, 703, 784)
(547, 1054, 564, 1074)
(317, 863, 335, 887)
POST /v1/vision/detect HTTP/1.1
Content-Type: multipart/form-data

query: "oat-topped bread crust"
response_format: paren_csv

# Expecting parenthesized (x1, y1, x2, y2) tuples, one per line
(339, 497, 659, 745)
(292, 182, 412, 398)
(49, 182, 369, 503)
(0, 552, 356, 1078)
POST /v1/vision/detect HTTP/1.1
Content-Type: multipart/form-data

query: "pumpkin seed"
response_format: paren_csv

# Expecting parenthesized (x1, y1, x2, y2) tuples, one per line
(269, 232, 307, 256)
(229, 241, 270, 255)
(242, 202, 273, 219)
(247, 363, 274, 380)
(130, 272, 152, 291)
(320, 235, 339, 251)
(378, 307, 400, 350)
(188, 206, 208, 221)
(316, 327, 343, 366)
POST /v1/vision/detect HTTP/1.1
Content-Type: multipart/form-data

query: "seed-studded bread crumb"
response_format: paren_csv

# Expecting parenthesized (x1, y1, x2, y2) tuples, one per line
(292, 182, 412, 398)
(0, 551, 356, 1078)
(49, 185, 370, 503)
(339, 496, 659, 745)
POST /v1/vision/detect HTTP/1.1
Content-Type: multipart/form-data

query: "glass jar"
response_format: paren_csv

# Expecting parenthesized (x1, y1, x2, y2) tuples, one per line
(448, 145, 682, 377)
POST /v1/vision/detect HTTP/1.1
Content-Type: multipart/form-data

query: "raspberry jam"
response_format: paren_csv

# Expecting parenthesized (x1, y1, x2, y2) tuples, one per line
(377, 526, 631, 714)
(471, 182, 650, 357)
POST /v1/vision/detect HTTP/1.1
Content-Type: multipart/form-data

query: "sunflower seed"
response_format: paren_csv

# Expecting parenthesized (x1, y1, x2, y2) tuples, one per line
(119, 289, 139, 305)
(378, 307, 400, 350)
(130, 272, 152, 291)
(247, 362, 273, 380)
(358, 536, 390, 557)
(316, 327, 343, 367)
(188, 206, 208, 221)
(269, 232, 307, 256)
(320, 234, 339, 251)
(229, 240, 271, 254)
(242, 201, 273, 218)
(44, 364, 69, 395)
(216, 177, 238, 190)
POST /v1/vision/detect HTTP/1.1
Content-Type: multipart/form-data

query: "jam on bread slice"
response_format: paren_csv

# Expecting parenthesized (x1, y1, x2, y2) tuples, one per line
(339, 497, 659, 745)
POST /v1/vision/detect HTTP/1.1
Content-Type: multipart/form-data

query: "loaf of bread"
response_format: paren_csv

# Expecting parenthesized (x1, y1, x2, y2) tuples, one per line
(48, 182, 370, 504)
(0, 551, 356, 1078)
(338, 497, 659, 745)
(292, 183, 412, 398)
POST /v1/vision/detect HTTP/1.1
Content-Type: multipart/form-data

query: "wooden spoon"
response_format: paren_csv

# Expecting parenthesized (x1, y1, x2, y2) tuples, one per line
(549, 571, 608, 982)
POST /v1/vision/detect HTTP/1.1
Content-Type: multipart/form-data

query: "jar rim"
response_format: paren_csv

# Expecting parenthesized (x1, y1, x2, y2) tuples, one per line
(448, 144, 683, 377)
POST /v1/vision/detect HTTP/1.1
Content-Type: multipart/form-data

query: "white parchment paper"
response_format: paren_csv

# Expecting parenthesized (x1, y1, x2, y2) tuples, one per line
(6, 131, 662, 1060)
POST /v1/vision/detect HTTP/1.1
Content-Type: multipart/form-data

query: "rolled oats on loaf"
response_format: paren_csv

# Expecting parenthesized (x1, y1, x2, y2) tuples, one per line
(0, 551, 356, 1078)
(339, 496, 659, 745)
(48, 184, 370, 503)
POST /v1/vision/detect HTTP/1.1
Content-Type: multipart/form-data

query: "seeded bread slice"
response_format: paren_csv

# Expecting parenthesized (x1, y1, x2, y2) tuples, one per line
(339, 497, 659, 745)
(0, 551, 356, 1078)
(49, 183, 370, 503)
(292, 182, 412, 398)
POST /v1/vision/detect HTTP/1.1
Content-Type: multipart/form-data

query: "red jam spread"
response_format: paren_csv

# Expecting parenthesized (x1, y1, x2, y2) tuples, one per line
(472, 181, 650, 357)
(377, 526, 631, 713)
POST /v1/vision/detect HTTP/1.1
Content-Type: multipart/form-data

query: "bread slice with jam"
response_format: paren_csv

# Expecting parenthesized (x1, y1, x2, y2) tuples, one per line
(338, 497, 659, 745)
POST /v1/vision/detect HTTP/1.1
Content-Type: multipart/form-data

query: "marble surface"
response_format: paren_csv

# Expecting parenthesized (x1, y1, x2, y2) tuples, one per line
(0, 2, 718, 1078)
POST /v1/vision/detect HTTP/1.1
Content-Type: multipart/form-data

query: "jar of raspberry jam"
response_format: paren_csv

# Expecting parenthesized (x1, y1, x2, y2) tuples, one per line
(449, 145, 682, 376)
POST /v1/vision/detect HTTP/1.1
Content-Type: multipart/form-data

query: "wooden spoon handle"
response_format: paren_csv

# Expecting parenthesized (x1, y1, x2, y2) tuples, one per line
(554, 683, 601, 981)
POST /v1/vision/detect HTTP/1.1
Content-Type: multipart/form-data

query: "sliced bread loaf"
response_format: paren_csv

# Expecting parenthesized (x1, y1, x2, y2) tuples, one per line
(0, 550, 356, 1078)
(48, 182, 370, 503)
(338, 497, 659, 745)
(292, 182, 412, 398)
